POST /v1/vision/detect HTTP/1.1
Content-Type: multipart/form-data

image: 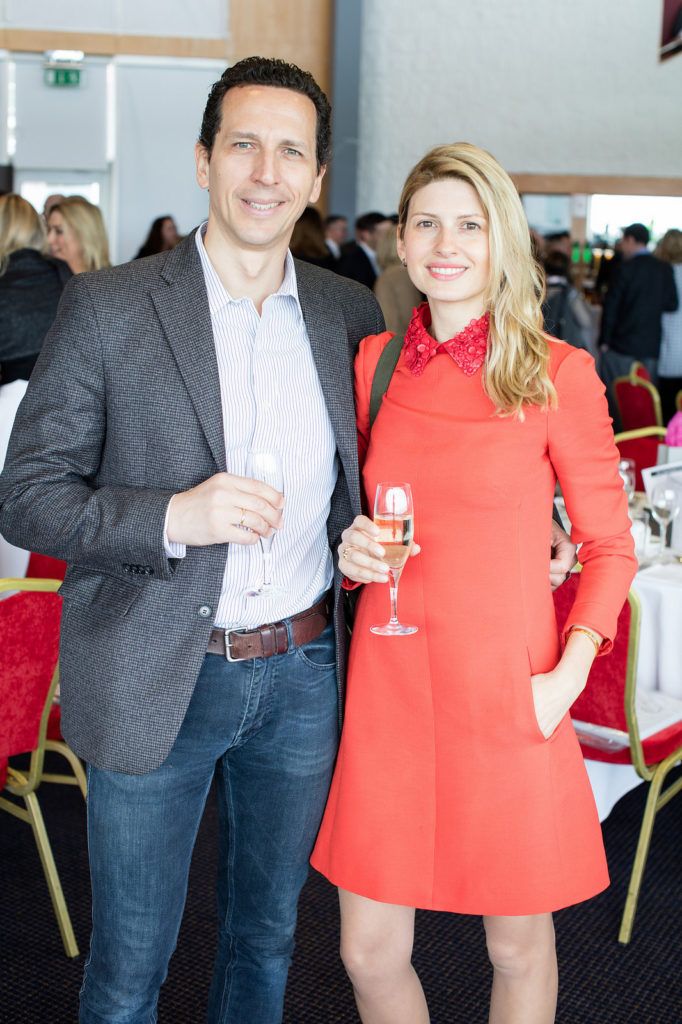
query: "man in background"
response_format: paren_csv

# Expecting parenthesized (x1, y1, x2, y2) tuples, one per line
(337, 210, 392, 288)
(324, 212, 348, 261)
(599, 222, 678, 425)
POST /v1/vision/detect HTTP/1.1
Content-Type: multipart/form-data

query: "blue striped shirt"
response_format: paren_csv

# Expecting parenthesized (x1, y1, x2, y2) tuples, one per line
(166, 225, 338, 628)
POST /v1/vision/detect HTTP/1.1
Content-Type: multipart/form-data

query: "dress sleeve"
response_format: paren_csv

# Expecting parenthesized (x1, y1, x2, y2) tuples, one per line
(548, 347, 638, 652)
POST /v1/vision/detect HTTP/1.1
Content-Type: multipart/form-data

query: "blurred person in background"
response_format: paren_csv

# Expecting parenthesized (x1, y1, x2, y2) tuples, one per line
(598, 222, 677, 427)
(655, 228, 682, 423)
(544, 230, 572, 260)
(324, 213, 348, 261)
(43, 192, 65, 221)
(290, 205, 337, 270)
(542, 251, 595, 355)
(135, 215, 180, 259)
(47, 195, 110, 274)
(338, 211, 392, 289)
(0, 193, 71, 387)
(373, 223, 422, 337)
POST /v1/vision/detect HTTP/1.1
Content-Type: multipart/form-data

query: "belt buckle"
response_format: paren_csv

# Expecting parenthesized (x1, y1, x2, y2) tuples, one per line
(224, 630, 245, 663)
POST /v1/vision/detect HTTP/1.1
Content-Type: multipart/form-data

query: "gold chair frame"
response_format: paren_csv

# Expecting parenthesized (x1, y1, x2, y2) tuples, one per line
(583, 586, 682, 943)
(0, 577, 84, 957)
(613, 425, 667, 445)
(676, 389, 682, 413)
(612, 362, 664, 429)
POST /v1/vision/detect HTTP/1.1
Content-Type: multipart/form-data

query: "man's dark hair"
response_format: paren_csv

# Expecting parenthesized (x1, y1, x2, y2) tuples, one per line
(325, 214, 347, 227)
(198, 56, 331, 170)
(622, 222, 650, 246)
(544, 230, 570, 243)
(355, 211, 388, 232)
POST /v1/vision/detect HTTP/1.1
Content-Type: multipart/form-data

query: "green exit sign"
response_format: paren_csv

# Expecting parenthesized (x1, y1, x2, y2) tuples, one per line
(44, 67, 81, 87)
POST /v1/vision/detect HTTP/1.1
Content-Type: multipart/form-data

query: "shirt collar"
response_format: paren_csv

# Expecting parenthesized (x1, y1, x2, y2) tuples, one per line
(194, 222, 300, 316)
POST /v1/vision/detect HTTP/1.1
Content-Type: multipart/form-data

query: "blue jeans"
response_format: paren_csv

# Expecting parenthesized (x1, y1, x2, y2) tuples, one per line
(79, 622, 339, 1024)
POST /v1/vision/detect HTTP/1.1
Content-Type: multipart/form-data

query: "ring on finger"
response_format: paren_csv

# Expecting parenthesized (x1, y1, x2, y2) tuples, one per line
(239, 508, 247, 527)
(343, 544, 355, 561)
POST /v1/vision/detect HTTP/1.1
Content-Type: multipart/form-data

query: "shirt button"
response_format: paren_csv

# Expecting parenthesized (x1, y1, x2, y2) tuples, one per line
(197, 605, 213, 618)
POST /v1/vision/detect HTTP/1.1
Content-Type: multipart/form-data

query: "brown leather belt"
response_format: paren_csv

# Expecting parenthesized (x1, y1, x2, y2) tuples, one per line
(207, 594, 332, 662)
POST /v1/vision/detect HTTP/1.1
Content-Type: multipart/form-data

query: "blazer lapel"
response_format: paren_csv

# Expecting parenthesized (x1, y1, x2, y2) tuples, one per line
(150, 235, 226, 471)
(295, 262, 358, 481)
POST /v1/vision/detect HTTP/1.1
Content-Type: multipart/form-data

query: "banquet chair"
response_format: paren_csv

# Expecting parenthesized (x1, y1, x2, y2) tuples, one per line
(554, 574, 682, 944)
(677, 390, 682, 413)
(614, 426, 667, 491)
(612, 362, 663, 431)
(22, 554, 84, 792)
(0, 578, 80, 956)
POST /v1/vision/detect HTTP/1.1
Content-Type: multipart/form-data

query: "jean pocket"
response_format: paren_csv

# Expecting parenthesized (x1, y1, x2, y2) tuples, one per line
(294, 624, 336, 671)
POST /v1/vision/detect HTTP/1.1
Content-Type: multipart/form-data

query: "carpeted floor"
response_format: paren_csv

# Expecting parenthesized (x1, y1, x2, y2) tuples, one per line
(1, 760, 680, 1023)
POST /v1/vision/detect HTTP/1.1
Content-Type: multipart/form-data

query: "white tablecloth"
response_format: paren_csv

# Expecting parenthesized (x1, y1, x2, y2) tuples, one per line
(584, 562, 682, 820)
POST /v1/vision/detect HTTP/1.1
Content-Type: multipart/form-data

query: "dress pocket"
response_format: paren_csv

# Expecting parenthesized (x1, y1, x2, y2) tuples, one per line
(525, 648, 562, 743)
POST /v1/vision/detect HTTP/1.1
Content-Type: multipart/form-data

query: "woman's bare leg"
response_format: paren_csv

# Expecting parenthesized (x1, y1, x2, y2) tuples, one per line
(483, 913, 557, 1024)
(338, 889, 429, 1024)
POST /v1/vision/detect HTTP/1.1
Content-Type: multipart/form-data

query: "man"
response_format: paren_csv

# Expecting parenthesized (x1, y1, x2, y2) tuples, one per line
(337, 210, 392, 288)
(0, 57, 382, 1024)
(324, 212, 348, 261)
(0, 57, 575, 1024)
(599, 222, 678, 425)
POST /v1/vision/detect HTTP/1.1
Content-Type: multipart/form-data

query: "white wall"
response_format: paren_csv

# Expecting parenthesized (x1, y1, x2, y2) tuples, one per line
(114, 57, 221, 260)
(0, 0, 228, 39)
(357, 0, 682, 213)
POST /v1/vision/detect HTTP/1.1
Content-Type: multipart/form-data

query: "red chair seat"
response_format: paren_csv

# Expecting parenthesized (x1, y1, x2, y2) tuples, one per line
(26, 552, 67, 580)
(47, 704, 63, 741)
(0, 757, 7, 789)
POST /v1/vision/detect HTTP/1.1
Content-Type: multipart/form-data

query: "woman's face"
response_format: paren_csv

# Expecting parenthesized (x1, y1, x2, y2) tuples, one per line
(398, 178, 490, 318)
(47, 211, 83, 273)
(161, 218, 179, 248)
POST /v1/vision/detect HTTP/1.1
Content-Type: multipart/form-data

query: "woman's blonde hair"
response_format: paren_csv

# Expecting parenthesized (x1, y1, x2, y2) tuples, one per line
(398, 142, 556, 416)
(0, 193, 46, 274)
(655, 228, 682, 265)
(50, 195, 110, 272)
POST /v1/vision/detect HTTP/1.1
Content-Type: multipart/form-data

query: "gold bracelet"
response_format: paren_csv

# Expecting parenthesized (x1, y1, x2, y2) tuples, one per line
(567, 625, 602, 656)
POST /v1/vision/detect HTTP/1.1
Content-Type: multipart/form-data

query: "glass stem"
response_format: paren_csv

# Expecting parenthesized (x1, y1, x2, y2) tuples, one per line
(388, 567, 402, 625)
(261, 545, 272, 588)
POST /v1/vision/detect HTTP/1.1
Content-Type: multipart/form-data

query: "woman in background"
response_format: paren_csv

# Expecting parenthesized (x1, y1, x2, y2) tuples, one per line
(0, 193, 71, 385)
(311, 142, 637, 1024)
(135, 215, 180, 259)
(290, 206, 337, 270)
(47, 195, 110, 274)
(655, 228, 682, 422)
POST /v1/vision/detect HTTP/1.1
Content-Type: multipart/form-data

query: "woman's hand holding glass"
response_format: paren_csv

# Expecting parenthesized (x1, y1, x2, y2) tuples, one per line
(338, 515, 421, 585)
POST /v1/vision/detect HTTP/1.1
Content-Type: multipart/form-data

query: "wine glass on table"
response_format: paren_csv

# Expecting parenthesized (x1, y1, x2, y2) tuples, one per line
(244, 449, 284, 597)
(650, 482, 680, 563)
(370, 482, 418, 636)
(618, 458, 636, 505)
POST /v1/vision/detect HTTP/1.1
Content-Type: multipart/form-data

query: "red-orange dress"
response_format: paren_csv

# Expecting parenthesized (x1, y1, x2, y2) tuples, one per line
(311, 308, 638, 915)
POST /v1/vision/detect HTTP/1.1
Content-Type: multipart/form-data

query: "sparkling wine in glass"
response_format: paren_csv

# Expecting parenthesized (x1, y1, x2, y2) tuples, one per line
(370, 482, 418, 636)
(650, 482, 680, 563)
(244, 449, 284, 598)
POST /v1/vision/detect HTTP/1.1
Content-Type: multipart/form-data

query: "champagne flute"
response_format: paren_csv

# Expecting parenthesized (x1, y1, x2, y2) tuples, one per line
(370, 482, 418, 636)
(244, 449, 284, 597)
(618, 458, 636, 505)
(650, 482, 680, 563)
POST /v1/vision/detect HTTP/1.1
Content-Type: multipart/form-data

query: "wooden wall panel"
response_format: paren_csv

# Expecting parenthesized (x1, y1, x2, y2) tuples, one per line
(511, 173, 682, 197)
(0, 28, 227, 59)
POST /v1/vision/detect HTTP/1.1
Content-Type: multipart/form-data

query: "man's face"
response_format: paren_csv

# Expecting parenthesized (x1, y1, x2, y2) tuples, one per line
(327, 218, 348, 246)
(195, 85, 325, 254)
(359, 219, 392, 252)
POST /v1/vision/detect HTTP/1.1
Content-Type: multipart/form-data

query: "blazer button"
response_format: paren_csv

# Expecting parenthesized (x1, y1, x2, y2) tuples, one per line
(198, 605, 213, 618)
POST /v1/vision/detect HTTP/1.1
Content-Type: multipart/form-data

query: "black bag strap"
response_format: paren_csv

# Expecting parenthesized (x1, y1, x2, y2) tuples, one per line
(369, 333, 404, 430)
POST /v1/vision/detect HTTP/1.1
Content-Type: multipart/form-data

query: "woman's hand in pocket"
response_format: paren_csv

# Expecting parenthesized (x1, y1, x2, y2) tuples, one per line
(530, 664, 585, 740)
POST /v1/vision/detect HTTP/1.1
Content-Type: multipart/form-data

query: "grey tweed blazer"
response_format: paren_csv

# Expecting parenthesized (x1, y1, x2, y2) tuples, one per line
(0, 234, 385, 773)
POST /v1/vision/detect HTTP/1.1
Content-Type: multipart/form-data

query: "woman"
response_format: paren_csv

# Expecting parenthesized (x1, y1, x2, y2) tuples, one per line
(135, 215, 180, 259)
(290, 205, 337, 270)
(374, 223, 422, 337)
(655, 228, 682, 423)
(47, 195, 110, 274)
(0, 193, 71, 385)
(311, 143, 637, 1023)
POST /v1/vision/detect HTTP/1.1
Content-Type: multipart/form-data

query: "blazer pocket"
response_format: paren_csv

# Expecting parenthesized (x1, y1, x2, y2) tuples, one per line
(59, 567, 142, 618)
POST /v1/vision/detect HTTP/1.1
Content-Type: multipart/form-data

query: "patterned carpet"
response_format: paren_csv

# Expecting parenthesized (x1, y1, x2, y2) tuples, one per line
(1, 760, 680, 1023)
